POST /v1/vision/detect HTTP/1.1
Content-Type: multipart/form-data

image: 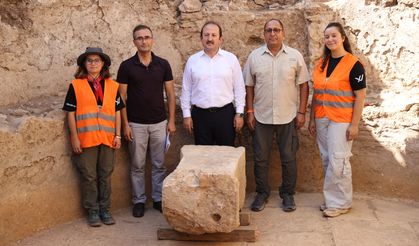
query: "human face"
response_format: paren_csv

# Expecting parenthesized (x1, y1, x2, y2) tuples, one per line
(324, 26, 345, 53)
(201, 24, 222, 55)
(133, 28, 154, 53)
(264, 20, 284, 50)
(85, 54, 104, 77)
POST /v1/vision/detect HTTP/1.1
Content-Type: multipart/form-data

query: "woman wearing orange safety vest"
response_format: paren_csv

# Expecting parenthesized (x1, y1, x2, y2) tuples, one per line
(308, 23, 366, 218)
(63, 47, 125, 227)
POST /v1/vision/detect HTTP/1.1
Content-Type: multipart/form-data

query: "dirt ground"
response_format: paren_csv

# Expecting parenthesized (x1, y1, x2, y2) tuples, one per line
(10, 192, 419, 246)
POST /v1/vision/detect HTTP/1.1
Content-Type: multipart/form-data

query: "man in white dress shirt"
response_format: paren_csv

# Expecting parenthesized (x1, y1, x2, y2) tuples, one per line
(180, 21, 246, 146)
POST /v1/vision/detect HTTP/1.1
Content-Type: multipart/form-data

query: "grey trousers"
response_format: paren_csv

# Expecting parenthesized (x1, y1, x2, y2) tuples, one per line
(72, 144, 115, 211)
(253, 119, 299, 199)
(316, 117, 353, 209)
(128, 120, 167, 204)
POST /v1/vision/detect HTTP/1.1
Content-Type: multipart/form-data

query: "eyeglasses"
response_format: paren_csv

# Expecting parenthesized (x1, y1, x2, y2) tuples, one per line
(86, 58, 103, 64)
(134, 36, 152, 42)
(264, 28, 282, 34)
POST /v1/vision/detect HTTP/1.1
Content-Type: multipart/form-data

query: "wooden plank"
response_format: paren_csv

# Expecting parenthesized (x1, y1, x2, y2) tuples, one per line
(157, 228, 258, 242)
(239, 212, 250, 226)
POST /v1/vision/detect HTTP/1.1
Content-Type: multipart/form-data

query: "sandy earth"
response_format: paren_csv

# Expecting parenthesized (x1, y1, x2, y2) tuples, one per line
(11, 192, 419, 246)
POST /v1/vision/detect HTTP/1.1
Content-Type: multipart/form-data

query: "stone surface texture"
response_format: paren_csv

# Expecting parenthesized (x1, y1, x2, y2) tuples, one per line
(163, 145, 246, 234)
(0, 0, 418, 244)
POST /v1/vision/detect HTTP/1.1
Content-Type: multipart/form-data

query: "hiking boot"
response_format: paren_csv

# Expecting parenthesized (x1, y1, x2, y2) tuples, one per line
(323, 208, 350, 218)
(87, 210, 101, 227)
(282, 195, 296, 212)
(320, 204, 327, 211)
(251, 194, 268, 212)
(153, 201, 162, 213)
(99, 209, 115, 225)
(133, 203, 145, 217)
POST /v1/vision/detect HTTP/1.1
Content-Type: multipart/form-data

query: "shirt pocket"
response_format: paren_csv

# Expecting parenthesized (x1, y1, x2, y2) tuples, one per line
(278, 57, 298, 86)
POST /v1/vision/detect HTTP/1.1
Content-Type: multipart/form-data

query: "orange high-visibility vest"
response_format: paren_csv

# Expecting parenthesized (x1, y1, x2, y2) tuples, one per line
(72, 78, 119, 148)
(312, 53, 358, 123)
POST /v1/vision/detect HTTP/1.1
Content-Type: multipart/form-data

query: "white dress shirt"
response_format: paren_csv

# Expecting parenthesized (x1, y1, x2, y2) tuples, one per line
(180, 49, 246, 118)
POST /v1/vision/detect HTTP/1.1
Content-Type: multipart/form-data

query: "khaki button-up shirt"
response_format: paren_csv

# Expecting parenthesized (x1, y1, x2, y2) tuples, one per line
(243, 44, 309, 124)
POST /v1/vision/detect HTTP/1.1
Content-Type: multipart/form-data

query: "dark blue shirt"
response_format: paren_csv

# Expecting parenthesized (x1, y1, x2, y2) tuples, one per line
(117, 52, 173, 124)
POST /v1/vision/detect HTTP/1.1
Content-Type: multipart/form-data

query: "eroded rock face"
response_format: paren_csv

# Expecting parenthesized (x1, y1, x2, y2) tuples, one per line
(0, 0, 418, 244)
(163, 145, 246, 234)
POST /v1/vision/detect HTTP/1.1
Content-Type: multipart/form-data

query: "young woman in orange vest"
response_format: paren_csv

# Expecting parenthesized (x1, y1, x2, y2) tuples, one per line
(308, 23, 367, 218)
(63, 47, 124, 226)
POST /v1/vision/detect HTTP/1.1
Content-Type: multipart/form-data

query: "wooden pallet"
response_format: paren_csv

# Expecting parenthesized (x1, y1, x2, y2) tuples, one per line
(157, 213, 258, 242)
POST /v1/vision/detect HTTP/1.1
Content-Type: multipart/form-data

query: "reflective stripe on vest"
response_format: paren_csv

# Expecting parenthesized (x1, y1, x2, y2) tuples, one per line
(312, 53, 358, 123)
(76, 112, 116, 122)
(72, 78, 119, 148)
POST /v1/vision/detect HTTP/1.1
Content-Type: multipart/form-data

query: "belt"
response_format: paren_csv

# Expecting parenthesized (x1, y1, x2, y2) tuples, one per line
(193, 102, 232, 113)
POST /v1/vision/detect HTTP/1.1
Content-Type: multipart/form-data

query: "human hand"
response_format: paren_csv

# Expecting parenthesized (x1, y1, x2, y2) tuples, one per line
(295, 113, 306, 129)
(346, 124, 359, 141)
(246, 113, 255, 131)
(113, 136, 121, 149)
(167, 120, 176, 135)
(183, 117, 193, 134)
(234, 114, 244, 133)
(123, 125, 134, 142)
(308, 120, 316, 136)
(70, 134, 83, 154)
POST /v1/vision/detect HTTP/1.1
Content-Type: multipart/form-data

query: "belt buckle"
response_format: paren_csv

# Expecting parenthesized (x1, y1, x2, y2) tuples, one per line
(208, 107, 217, 112)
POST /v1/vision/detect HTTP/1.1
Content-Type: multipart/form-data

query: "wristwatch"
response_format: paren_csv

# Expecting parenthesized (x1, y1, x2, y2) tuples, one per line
(236, 113, 244, 118)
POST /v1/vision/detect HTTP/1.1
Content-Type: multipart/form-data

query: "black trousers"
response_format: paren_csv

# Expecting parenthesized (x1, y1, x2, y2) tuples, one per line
(253, 119, 299, 199)
(191, 103, 235, 146)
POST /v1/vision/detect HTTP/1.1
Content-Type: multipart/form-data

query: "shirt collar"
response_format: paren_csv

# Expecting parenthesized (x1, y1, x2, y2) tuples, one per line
(261, 44, 289, 57)
(199, 48, 225, 58)
(133, 51, 156, 66)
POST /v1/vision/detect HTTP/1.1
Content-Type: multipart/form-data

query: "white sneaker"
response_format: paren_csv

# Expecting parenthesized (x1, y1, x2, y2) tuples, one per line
(323, 208, 350, 217)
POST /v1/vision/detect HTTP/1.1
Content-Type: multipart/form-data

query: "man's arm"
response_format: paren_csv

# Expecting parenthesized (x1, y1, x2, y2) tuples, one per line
(245, 86, 256, 131)
(296, 82, 309, 129)
(308, 89, 317, 136)
(180, 60, 194, 133)
(243, 54, 255, 131)
(164, 80, 176, 134)
(118, 84, 133, 141)
(231, 55, 245, 132)
(295, 51, 310, 129)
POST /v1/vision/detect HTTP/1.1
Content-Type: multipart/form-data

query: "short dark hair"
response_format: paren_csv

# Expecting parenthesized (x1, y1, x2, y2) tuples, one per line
(74, 56, 111, 79)
(320, 22, 353, 72)
(263, 18, 284, 31)
(132, 24, 153, 39)
(200, 21, 223, 38)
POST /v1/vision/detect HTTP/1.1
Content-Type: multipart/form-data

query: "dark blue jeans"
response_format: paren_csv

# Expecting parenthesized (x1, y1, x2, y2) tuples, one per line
(253, 119, 299, 199)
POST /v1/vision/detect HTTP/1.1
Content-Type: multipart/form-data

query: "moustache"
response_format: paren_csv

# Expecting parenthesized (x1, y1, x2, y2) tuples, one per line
(206, 41, 214, 45)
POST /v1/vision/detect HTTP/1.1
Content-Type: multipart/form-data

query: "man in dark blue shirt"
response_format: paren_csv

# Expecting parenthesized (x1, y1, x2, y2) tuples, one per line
(117, 24, 176, 218)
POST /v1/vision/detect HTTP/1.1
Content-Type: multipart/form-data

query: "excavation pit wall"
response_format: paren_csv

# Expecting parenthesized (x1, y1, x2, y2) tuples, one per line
(0, 0, 418, 244)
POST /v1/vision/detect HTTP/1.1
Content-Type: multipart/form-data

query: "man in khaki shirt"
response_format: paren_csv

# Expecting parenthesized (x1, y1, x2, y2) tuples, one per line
(243, 19, 309, 212)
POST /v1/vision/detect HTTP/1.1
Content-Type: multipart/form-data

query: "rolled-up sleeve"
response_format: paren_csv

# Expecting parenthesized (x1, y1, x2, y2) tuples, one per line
(243, 54, 255, 87)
